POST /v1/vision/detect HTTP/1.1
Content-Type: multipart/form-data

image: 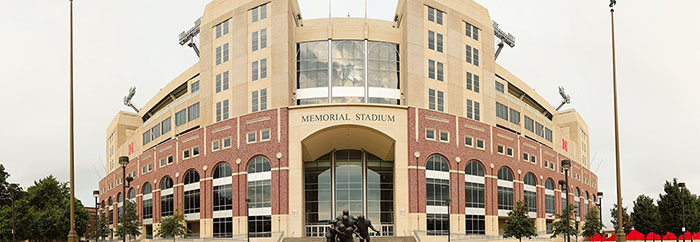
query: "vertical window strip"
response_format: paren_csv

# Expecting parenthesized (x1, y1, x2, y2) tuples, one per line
(466, 72, 472, 90)
(252, 31, 259, 51)
(223, 71, 229, 90)
(260, 58, 267, 79)
(252, 91, 259, 112)
(437, 62, 444, 81)
(252, 60, 259, 81)
(437, 90, 444, 112)
(223, 43, 229, 62)
(260, 88, 267, 111)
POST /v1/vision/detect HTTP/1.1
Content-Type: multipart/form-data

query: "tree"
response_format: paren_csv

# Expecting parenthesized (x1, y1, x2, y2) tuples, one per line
(92, 210, 111, 241)
(503, 200, 537, 242)
(156, 207, 190, 242)
(631, 195, 659, 242)
(658, 179, 699, 237)
(582, 207, 603, 240)
(115, 200, 142, 240)
(551, 205, 578, 239)
(610, 201, 632, 235)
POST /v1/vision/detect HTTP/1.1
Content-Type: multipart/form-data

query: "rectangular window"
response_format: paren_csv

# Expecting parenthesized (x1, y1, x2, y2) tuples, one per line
(427, 213, 449, 236)
(473, 48, 479, 66)
(437, 62, 444, 82)
(188, 102, 200, 121)
(437, 90, 444, 112)
(535, 122, 544, 137)
(223, 99, 229, 120)
(216, 46, 222, 65)
(216, 101, 222, 122)
(252, 90, 259, 112)
(260, 28, 267, 49)
(223, 137, 232, 148)
(465, 22, 472, 38)
(496, 102, 508, 120)
(428, 30, 435, 50)
(476, 139, 485, 149)
(531, 155, 537, 164)
(223, 71, 229, 90)
(525, 190, 537, 212)
(249, 215, 272, 238)
(213, 217, 233, 238)
(192, 146, 200, 157)
(506, 147, 513, 157)
(151, 124, 161, 140)
(466, 45, 472, 64)
(465, 215, 485, 235)
(523, 153, 529, 162)
(223, 43, 229, 63)
(497, 144, 504, 154)
(223, 20, 229, 35)
(472, 25, 479, 41)
(439, 131, 449, 142)
(466, 72, 473, 91)
(428, 60, 435, 79)
(260, 129, 271, 141)
(474, 74, 480, 93)
(509, 108, 520, 125)
(216, 73, 222, 93)
(260, 4, 267, 20)
(247, 131, 257, 143)
(260, 58, 267, 79)
(545, 128, 553, 142)
(184, 189, 200, 214)
(498, 186, 514, 210)
(436, 33, 443, 53)
(216, 23, 222, 38)
(142, 166, 146, 174)
(428, 89, 436, 110)
(213, 184, 233, 211)
(466, 99, 473, 119)
(524, 116, 534, 132)
(143, 130, 150, 145)
(474, 101, 480, 121)
(252, 6, 259, 22)
(496, 81, 505, 93)
(260, 88, 267, 111)
(465, 182, 485, 208)
(148, 164, 152, 171)
(183, 149, 191, 159)
(159, 158, 165, 167)
(425, 129, 436, 140)
(465, 136, 473, 147)
(252, 60, 259, 81)
(161, 117, 171, 135)
(191, 81, 199, 93)
(427, 7, 434, 22)
(142, 199, 153, 219)
(436, 9, 443, 25)
(252, 31, 259, 51)
(212, 140, 221, 151)
(161, 194, 174, 217)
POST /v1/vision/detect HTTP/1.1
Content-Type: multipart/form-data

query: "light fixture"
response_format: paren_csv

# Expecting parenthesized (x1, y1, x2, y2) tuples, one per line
(123, 87, 140, 113)
(493, 20, 516, 60)
(118, 156, 129, 167)
(561, 159, 572, 169)
(179, 17, 202, 57)
(556, 86, 572, 111)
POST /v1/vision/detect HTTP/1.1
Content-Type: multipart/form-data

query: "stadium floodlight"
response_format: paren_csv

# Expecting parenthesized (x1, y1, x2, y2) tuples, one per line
(123, 87, 140, 113)
(179, 17, 202, 57)
(556, 86, 571, 111)
(493, 21, 516, 60)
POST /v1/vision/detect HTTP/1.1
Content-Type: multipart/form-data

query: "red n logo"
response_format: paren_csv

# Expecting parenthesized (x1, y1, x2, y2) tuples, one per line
(562, 139, 568, 152)
(128, 142, 134, 155)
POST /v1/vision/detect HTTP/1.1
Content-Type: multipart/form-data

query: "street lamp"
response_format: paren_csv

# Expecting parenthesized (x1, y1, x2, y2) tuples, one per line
(559, 180, 569, 242)
(597, 192, 604, 242)
(445, 198, 451, 242)
(679, 182, 686, 242)
(118, 156, 129, 242)
(245, 198, 251, 242)
(561, 159, 572, 242)
(93, 190, 99, 242)
(9, 183, 18, 242)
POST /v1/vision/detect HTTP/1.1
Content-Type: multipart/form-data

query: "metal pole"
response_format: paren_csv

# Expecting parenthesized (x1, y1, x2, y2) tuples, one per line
(565, 169, 570, 242)
(599, 197, 603, 242)
(122, 165, 126, 242)
(610, 7, 626, 242)
(446, 198, 451, 242)
(11, 192, 15, 242)
(681, 187, 686, 242)
(68, 0, 79, 241)
(95, 195, 99, 242)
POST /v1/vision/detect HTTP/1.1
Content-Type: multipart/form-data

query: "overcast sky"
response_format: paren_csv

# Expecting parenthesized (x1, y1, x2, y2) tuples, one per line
(1, 0, 699, 227)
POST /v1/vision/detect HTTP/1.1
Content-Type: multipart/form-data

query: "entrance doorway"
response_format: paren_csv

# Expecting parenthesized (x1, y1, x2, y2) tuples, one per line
(304, 149, 394, 237)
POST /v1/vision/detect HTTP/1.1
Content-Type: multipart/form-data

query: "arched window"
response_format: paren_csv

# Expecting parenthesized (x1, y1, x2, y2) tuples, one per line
(160, 176, 174, 217)
(213, 163, 232, 179)
(426, 155, 449, 236)
(108, 197, 112, 205)
(497, 167, 514, 211)
(523, 173, 537, 213)
(184, 169, 200, 214)
(117, 193, 123, 203)
(584, 191, 590, 216)
(464, 161, 485, 235)
(574, 187, 581, 218)
(142, 183, 153, 219)
(128, 188, 136, 200)
(545, 179, 555, 215)
(247, 156, 272, 238)
(212, 162, 233, 238)
(107, 197, 113, 224)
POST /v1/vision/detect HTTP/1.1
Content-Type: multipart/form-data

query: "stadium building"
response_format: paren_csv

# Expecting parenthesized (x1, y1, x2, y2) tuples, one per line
(98, 0, 598, 240)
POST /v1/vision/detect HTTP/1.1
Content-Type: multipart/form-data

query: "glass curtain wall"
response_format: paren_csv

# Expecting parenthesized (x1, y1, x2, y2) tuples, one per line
(296, 41, 400, 104)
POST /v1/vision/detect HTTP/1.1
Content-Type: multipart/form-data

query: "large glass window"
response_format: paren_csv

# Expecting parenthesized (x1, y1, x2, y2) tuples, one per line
(335, 150, 363, 216)
(427, 213, 449, 236)
(524, 116, 534, 132)
(332, 41, 365, 103)
(175, 109, 187, 126)
(161, 117, 171, 135)
(184, 170, 200, 214)
(367, 41, 400, 104)
(188, 103, 200, 121)
(213, 163, 232, 211)
(426, 155, 449, 236)
(545, 179, 555, 215)
(367, 153, 393, 225)
(465, 161, 485, 208)
(465, 215, 485, 235)
(304, 153, 332, 225)
(249, 216, 272, 238)
(524, 173, 537, 213)
(247, 156, 272, 209)
(142, 183, 152, 219)
(160, 176, 174, 217)
(496, 102, 508, 121)
(497, 167, 514, 211)
(213, 217, 233, 238)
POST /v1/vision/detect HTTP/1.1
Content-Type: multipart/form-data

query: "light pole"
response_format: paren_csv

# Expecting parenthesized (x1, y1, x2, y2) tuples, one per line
(10, 183, 18, 242)
(245, 198, 251, 242)
(93, 190, 99, 242)
(679, 182, 686, 242)
(67, 1, 78, 242)
(597, 192, 604, 242)
(119, 156, 129, 242)
(559, 180, 569, 242)
(608, 1, 626, 241)
(445, 198, 451, 242)
(562, 160, 572, 242)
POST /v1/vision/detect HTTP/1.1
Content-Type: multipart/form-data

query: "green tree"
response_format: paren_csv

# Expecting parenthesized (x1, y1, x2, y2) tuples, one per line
(610, 201, 632, 234)
(658, 179, 699, 237)
(582, 207, 603, 239)
(631, 195, 659, 242)
(156, 207, 190, 242)
(503, 200, 537, 242)
(92, 209, 111, 241)
(115, 200, 142, 240)
(551, 205, 578, 239)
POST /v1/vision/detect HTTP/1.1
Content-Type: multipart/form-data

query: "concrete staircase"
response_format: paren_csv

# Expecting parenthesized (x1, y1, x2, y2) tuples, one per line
(283, 237, 418, 242)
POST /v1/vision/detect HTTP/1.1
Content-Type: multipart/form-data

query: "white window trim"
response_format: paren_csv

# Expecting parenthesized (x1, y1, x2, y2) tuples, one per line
(222, 137, 232, 149)
(425, 128, 436, 141)
(260, 129, 271, 142)
(247, 171, 271, 182)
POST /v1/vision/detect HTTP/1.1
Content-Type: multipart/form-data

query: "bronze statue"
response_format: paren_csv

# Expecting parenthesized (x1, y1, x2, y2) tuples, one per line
(326, 210, 357, 242)
(354, 216, 379, 242)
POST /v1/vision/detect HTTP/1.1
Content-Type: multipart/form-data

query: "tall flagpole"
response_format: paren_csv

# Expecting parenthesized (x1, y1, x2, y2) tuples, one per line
(609, 1, 626, 242)
(67, 0, 79, 242)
